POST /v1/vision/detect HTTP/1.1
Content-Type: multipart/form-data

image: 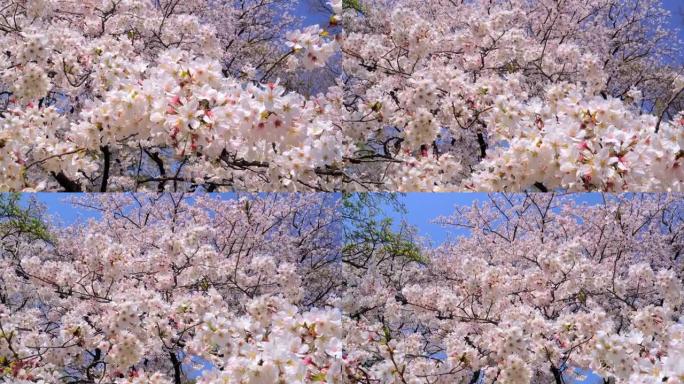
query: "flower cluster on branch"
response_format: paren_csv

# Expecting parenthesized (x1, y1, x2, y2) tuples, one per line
(1, 193, 683, 383)
(1, 0, 683, 191)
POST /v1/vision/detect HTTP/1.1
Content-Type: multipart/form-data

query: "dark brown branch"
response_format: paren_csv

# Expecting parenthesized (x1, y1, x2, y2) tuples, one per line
(469, 370, 482, 384)
(655, 86, 684, 133)
(550, 365, 564, 384)
(169, 351, 182, 384)
(476, 131, 488, 159)
(144, 149, 167, 192)
(534, 182, 549, 192)
(99, 145, 111, 192)
(51, 172, 82, 192)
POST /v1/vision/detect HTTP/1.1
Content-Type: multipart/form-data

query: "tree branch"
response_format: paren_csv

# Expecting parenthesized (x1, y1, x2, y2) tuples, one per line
(50, 172, 82, 192)
(99, 145, 111, 192)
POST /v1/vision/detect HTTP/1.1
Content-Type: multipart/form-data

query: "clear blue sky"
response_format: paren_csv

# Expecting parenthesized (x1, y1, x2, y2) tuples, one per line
(383, 193, 489, 245)
(296, 0, 330, 27)
(19, 193, 234, 227)
(24, 193, 101, 226)
(664, 0, 683, 27)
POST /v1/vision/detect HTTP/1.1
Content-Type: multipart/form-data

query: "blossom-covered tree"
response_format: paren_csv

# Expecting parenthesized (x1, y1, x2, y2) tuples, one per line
(2, 192, 684, 383)
(342, 193, 684, 383)
(0, 0, 342, 192)
(2, 0, 684, 192)
(0, 193, 344, 383)
(337, 0, 684, 191)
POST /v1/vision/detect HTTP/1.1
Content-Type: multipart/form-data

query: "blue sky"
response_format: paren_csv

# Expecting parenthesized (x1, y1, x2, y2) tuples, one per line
(296, 0, 331, 26)
(664, 0, 683, 30)
(384, 193, 489, 245)
(23, 193, 100, 226)
(19, 193, 239, 226)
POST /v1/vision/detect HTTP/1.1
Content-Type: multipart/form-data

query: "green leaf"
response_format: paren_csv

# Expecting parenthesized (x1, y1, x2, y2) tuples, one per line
(0, 193, 51, 242)
(383, 325, 392, 343)
(343, 0, 365, 13)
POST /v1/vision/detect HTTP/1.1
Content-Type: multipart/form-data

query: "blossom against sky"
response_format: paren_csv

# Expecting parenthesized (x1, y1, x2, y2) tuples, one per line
(384, 193, 605, 244)
(31, 192, 606, 244)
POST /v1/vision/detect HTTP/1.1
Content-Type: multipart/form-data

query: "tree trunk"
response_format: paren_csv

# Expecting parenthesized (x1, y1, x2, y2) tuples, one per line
(169, 351, 182, 384)
(100, 145, 110, 192)
(550, 365, 564, 384)
(468, 369, 482, 384)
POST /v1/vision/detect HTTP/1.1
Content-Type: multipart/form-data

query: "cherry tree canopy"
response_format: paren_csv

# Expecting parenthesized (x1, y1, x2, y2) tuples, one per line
(342, 193, 684, 384)
(0, 193, 344, 383)
(0, 0, 342, 192)
(1, 0, 684, 191)
(1, 193, 683, 383)
(338, 0, 684, 191)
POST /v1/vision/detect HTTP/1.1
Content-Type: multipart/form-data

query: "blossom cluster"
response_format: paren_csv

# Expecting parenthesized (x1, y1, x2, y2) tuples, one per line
(0, 194, 344, 383)
(468, 85, 684, 191)
(338, 0, 684, 191)
(2, 194, 684, 383)
(342, 193, 684, 383)
(1, 0, 683, 191)
(0, 0, 343, 191)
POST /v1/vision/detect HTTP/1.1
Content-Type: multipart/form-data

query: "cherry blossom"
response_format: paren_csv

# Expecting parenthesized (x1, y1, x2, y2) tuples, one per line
(3, 192, 684, 383)
(2, 0, 683, 191)
(337, 0, 684, 191)
(0, 0, 341, 192)
(342, 193, 684, 383)
(0, 193, 344, 383)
